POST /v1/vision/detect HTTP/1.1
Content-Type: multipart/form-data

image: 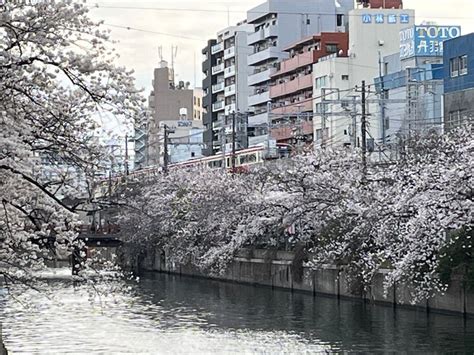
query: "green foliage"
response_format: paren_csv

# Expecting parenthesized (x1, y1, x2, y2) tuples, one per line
(438, 228, 474, 290)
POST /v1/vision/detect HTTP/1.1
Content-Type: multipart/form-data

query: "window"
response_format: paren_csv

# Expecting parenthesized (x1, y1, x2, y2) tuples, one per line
(460, 55, 468, 75)
(315, 76, 328, 89)
(326, 44, 338, 53)
(341, 75, 349, 81)
(337, 14, 343, 27)
(450, 57, 459, 77)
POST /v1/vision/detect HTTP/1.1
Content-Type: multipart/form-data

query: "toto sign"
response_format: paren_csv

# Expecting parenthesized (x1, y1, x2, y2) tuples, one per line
(400, 25, 461, 59)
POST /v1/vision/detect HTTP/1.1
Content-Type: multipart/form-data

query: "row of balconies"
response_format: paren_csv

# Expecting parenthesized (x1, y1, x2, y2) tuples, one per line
(271, 99, 313, 115)
(211, 42, 223, 55)
(269, 73, 313, 99)
(224, 46, 236, 60)
(273, 51, 318, 77)
(248, 47, 280, 66)
(247, 25, 278, 46)
(211, 63, 236, 78)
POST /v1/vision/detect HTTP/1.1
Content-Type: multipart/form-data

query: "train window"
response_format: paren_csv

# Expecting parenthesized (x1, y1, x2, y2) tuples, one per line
(226, 158, 230, 167)
(248, 153, 257, 163)
(240, 155, 249, 164)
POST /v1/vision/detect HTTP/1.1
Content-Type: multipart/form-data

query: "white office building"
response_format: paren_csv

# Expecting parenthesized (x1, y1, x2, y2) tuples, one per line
(246, 0, 353, 147)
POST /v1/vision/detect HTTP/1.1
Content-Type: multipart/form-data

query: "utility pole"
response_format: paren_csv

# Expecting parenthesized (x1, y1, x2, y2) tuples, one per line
(124, 134, 129, 176)
(350, 96, 358, 148)
(231, 111, 236, 173)
(378, 51, 387, 145)
(321, 89, 327, 150)
(163, 125, 169, 174)
(361, 80, 368, 176)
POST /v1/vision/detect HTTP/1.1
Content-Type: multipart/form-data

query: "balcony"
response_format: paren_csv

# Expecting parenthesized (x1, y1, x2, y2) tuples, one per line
(248, 67, 276, 86)
(212, 100, 225, 112)
(270, 121, 313, 141)
(225, 84, 236, 97)
(263, 25, 278, 39)
(225, 103, 236, 115)
(224, 46, 235, 60)
(211, 63, 224, 75)
(248, 91, 270, 107)
(271, 100, 313, 115)
(224, 65, 236, 78)
(248, 47, 280, 66)
(248, 112, 269, 127)
(270, 74, 313, 99)
(211, 42, 223, 55)
(273, 51, 317, 77)
(212, 82, 225, 93)
(247, 29, 265, 45)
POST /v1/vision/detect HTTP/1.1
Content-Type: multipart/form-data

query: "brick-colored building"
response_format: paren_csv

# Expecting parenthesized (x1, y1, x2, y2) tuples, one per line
(269, 32, 348, 143)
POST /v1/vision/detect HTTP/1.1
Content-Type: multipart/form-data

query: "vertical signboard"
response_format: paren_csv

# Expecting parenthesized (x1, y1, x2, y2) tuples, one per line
(400, 25, 461, 59)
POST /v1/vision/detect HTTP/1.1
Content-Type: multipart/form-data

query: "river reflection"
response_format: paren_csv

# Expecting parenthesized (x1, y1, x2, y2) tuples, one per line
(1, 271, 473, 353)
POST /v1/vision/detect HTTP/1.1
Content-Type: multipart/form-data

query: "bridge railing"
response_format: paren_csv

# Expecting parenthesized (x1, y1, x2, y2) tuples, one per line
(79, 224, 121, 235)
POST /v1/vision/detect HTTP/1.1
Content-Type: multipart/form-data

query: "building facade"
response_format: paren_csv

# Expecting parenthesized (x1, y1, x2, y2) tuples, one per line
(193, 88, 204, 121)
(246, 0, 353, 147)
(443, 32, 474, 131)
(372, 24, 461, 153)
(202, 22, 254, 156)
(312, 3, 415, 150)
(146, 61, 194, 166)
(269, 33, 349, 145)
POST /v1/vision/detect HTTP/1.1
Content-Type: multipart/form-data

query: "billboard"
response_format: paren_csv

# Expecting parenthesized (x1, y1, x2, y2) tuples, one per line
(400, 25, 461, 59)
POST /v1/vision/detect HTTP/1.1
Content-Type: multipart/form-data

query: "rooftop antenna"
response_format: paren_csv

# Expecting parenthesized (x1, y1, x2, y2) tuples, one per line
(171, 45, 178, 84)
(158, 46, 163, 62)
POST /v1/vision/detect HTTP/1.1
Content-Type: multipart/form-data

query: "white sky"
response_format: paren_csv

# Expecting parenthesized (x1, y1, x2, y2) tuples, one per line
(87, 0, 474, 94)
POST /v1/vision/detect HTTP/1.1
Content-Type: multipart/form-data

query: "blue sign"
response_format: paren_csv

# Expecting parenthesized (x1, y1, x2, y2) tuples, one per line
(375, 14, 384, 24)
(362, 13, 410, 25)
(387, 14, 397, 24)
(400, 25, 462, 59)
(362, 14, 372, 24)
(400, 14, 410, 24)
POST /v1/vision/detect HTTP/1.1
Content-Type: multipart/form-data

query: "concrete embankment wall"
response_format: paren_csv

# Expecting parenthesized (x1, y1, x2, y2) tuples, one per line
(135, 248, 474, 317)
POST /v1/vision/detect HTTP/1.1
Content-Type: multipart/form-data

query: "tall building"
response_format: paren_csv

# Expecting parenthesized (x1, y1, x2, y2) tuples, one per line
(202, 21, 254, 156)
(312, 2, 415, 150)
(146, 61, 194, 166)
(443, 32, 474, 131)
(269, 32, 349, 145)
(245, 0, 353, 147)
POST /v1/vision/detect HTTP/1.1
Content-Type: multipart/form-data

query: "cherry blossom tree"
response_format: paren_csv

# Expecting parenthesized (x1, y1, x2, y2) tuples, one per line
(120, 126, 472, 302)
(0, 1, 144, 286)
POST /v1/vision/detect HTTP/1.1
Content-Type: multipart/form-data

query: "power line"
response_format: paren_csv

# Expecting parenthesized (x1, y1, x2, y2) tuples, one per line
(89, 4, 474, 20)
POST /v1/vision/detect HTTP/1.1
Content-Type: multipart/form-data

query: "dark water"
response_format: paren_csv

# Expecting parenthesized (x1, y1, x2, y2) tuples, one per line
(1, 271, 474, 354)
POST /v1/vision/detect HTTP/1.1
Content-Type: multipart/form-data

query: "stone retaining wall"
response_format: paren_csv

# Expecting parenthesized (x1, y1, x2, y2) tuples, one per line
(137, 247, 474, 316)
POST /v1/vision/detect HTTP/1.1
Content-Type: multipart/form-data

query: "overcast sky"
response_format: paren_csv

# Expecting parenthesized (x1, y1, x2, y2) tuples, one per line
(87, 0, 474, 95)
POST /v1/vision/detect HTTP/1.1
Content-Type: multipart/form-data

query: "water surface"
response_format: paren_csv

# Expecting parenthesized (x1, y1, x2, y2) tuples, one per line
(1, 271, 473, 353)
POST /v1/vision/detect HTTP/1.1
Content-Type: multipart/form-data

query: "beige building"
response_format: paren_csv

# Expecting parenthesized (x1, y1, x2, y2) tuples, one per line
(193, 88, 204, 121)
(148, 61, 194, 166)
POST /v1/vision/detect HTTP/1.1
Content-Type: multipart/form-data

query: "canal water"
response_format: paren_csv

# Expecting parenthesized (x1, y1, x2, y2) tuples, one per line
(1, 271, 474, 354)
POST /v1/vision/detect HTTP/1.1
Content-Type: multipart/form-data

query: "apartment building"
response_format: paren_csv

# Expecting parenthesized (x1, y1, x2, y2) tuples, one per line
(245, 0, 353, 147)
(312, 1, 415, 150)
(269, 33, 349, 145)
(201, 22, 254, 156)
